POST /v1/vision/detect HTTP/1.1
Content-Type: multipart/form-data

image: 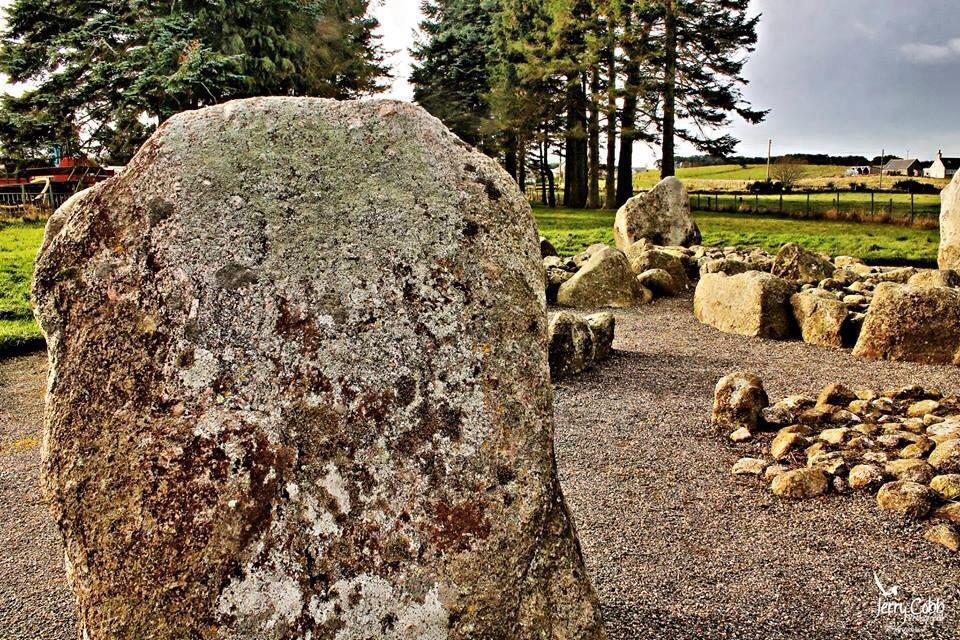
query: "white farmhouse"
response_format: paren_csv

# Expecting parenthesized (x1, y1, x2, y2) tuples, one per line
(927, 151, 960, 179)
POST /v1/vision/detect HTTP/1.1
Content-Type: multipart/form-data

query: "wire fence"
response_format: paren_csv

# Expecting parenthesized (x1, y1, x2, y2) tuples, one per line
(0, 186, 75, 222)
(525, 186, 942, 229)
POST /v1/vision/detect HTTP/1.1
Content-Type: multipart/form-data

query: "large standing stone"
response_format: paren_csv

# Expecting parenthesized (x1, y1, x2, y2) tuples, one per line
(852, 282, 960, 364)
(613, 176, 701, 249)
(939, 170, 960, 270)
(557, 246, 649, 308)
(694, 271, 797, 339)
(32, 98, 606, 640)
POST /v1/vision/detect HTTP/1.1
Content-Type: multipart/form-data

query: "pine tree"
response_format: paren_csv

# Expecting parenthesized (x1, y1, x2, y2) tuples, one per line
(410, 0, 498, 151)
(649, 0, 767, 178)
(0, 0, 388, 162)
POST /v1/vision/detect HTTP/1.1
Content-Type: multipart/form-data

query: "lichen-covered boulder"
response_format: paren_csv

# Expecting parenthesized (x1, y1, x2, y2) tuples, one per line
(557, 246, 649, 308)
(586, 312, 616, 361)
(939, 170, 960, 270)
(876, 481, 937, 519)
(625, 246, 690, 293)
(613, 176, 701, 249)
(548, 312, 595, 379)
(32, 98, 606, 640)
(770, 468, 829, 499)
(908, 269, 960, 288)
(790, 292, 855, 348)
(852, 283, 960, 365)
(712, 372, 768, 432)
(694, 271, 797, 339)
(771, 243, 835, 285)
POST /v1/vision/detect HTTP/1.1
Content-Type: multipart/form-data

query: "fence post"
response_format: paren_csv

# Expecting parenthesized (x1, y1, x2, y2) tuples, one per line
(755, 193, 758, 212)
(697, 193, 701, 210)
(871, 191, 875, 216)
(836, 190, 840, 215)
(911, 192, 915, 217)
(806, 192, 810, 217)
(779, 192, 783, 214)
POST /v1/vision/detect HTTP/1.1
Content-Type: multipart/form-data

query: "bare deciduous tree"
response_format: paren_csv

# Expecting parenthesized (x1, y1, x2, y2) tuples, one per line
(771, 158, 806, 190)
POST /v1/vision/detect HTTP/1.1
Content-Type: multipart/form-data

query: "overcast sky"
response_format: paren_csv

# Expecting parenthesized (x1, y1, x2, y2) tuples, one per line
(2, 0, 958, 165)
(372, 0, 960, 165)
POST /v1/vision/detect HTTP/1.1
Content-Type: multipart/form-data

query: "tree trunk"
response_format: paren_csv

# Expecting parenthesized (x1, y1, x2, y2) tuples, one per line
(616, 65, 639, 206)
(604, 38, 617, 209)
(504, 131, 518, 181)
(661, 0, 677, 179)
(563, 72, 589, 209)
(587, 67, 601, 209)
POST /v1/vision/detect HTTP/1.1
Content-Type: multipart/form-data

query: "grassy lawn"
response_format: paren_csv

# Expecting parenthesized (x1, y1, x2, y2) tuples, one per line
(533, 203, 939, 265)
(0, 221, 45, 355)
(630, 163, 950, 193)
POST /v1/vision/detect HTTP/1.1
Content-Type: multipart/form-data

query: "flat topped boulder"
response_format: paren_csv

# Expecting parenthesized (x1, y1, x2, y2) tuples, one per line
(32, 98, 605, 640)
(613, 176, 701, 249)
(852, 282, 960, 365)
(694, 271, 797, 339)
(940, 170, 960, 270)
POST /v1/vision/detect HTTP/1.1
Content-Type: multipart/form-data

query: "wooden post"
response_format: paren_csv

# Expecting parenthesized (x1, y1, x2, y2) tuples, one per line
(871, 190, 875, 216)
(779, 192, 783, 214)
(911, 192, 915, 217)
(755, 193, 759, 212)
(806, 192, 810, 217)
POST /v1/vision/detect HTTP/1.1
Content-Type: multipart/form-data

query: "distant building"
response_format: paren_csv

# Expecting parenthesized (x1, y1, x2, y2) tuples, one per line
(926, 151, 960, 179)
(882, 158, 923, 177)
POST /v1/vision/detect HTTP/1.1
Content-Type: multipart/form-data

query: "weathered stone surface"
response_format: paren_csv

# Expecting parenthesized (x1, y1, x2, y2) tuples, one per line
(557, 246, 649, 308)
(771, 243, 835, 285)
(32, 98, 606, 639)
(770, 468, 829, 499)
(732, 457, 767, 476)
(925, 524, 960, 552)
(548, 312, 595, 379)
(852, 283, 960, 365)
(848, 464, 885, 490)
(699, 257, 751, 277)
(929, 438, 960, 473)
(939, 170, 960, 270)
(790, 292, 854, 348)
(613, 176, 701, 249)
(625, 246, 690, 293)
(908, 269, 960, 289)
(711, 372, 768, 432)
(586, 312, 616, 361)
(876, 481, 937, 519)
(694, 271, 796, 339)
(930, 474, 960, 500)
(637, 268, 677, 296)
(885, 459, 935, 484)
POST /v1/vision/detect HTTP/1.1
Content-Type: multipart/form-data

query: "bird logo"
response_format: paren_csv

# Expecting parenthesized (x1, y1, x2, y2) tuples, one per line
(873, 571, 899, 599)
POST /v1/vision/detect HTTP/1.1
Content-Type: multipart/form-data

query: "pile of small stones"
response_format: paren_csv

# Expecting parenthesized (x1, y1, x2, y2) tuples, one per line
(714, 372, 960, 553)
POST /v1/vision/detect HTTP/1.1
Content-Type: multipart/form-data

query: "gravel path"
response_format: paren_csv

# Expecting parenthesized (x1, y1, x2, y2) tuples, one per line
(3, 294, 960, 639)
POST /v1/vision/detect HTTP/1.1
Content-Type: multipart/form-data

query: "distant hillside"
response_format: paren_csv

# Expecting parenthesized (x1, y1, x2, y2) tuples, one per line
(634, 164, 849, 189)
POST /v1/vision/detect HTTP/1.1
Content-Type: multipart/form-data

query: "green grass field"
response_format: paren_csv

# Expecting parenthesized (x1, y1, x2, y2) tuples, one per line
(0, 221, 45, 355)
(533, 204, 939, 264)
(633, 163, 848, 188)
(629, 163, 950, 193)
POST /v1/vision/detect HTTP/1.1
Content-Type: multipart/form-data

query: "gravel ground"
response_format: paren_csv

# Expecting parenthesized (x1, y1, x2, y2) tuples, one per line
(3, 294, 960, 639)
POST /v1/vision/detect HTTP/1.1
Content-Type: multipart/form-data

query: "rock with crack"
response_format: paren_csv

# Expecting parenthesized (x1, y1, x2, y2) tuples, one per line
(613, 176, 701, 249)
(712, 372, 768, 432)
(790, 292, 856, 348)
(32, 98, 607, 640)
(852, 283, 960, 365)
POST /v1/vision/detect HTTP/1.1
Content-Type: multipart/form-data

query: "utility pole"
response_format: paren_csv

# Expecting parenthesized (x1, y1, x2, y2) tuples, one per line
(879, 148, 884, 190)
(766, 139, 772, 181)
